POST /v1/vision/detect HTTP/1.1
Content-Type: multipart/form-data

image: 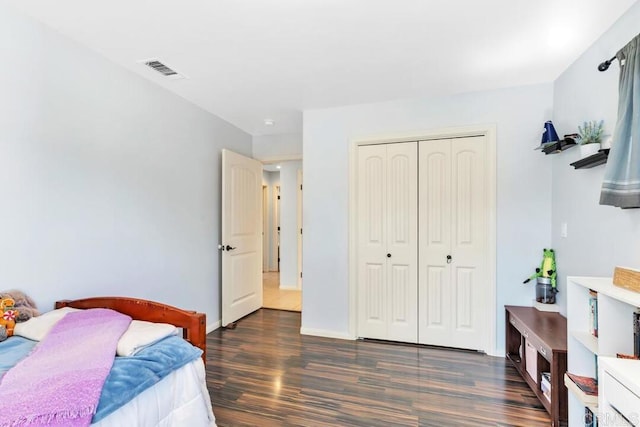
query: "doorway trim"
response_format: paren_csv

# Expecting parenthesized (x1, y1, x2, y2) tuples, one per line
(348, 124, 497, 356)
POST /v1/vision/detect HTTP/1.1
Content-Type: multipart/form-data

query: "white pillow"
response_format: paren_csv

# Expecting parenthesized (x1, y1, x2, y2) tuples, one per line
(14, 308, 177, 356)
(13, 307, 80, 341)
(116, 320, 178, 356)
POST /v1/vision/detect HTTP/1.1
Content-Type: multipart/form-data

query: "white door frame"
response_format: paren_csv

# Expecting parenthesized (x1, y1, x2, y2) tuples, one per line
(348, 124, 498, 356)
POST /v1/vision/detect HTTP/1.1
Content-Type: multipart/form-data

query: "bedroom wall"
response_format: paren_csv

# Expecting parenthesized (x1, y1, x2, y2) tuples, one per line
(262, 170, 280, 272)
(302, 83, 554, 354)
(0, 6, 252, 328)
(279, 160, 302, 289)
(551, 2, 640, 314)
(253, 133, 302, 162)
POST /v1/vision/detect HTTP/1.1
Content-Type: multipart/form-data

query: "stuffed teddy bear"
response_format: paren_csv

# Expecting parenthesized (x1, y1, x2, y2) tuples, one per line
(0, 297, 19, 340)
(0, 290, 39, 342)
(1, 290, 39, 322)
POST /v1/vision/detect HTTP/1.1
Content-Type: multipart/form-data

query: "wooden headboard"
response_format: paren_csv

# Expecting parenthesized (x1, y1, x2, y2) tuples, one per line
(55, 297, 207, 363)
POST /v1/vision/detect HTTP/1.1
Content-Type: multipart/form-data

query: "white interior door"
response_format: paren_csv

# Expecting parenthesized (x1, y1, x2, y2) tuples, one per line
(357, 142, 417, 342)
(418, 136, 488, 350)
(221, 149, 263, 327)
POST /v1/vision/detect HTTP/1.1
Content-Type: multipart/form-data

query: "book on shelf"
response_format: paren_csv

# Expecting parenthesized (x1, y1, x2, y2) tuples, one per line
(589, 289, 598, 338)
(566, 372, 598, 396)
(616, 353, 639, 359)
(540, 372, 551, 402)
(634, 309, 640, 358)
(584, 406, 597, 427)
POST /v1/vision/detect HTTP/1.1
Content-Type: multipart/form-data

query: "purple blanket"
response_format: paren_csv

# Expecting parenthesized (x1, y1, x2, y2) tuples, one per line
(0, 309, 131, 427)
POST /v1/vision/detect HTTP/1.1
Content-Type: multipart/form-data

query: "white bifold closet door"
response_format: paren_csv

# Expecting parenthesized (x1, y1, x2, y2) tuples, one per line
(418, 136, 487, 350)
(357, 142, 418, 342)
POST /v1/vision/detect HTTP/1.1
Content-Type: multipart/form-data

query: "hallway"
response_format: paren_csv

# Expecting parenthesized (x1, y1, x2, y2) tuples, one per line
(262, 272, 301, 312)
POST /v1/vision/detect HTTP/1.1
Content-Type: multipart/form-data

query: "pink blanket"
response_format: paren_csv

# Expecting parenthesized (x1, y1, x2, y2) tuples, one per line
(0, 309, 131, 427)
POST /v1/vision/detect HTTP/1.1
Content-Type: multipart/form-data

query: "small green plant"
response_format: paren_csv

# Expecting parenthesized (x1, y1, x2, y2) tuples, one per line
(577, 120, 605, 145)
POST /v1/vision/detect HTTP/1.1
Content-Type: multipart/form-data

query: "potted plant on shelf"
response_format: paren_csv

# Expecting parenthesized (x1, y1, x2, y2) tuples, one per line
(577, 120, 604, 158)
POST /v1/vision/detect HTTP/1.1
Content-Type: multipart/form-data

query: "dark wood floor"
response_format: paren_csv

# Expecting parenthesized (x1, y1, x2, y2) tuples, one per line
(205, 309, 550, 427)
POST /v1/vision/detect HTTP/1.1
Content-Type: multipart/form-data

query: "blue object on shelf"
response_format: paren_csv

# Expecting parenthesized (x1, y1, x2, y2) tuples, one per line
(536, 120, 560, 149)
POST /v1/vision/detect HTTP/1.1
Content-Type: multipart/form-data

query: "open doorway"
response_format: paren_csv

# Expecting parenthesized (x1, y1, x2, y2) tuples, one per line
(262, 161, 302, 312)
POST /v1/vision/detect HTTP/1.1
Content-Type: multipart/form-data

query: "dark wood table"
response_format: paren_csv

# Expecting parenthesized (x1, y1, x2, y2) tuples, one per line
(505, 306, 567, 426)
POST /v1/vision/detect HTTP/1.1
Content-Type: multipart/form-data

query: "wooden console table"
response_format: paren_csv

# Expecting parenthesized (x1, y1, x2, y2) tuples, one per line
(505, 306, 567, 426)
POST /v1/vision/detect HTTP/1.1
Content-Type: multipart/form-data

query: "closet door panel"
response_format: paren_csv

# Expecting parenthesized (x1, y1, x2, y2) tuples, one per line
(357, 142, 417, 342)
(418, 140, 452, 345)
(357, 145, 388, 339)
(418, 136, 488, 350)
(386, 142, 418, 342)
(449, 136, 487, 350)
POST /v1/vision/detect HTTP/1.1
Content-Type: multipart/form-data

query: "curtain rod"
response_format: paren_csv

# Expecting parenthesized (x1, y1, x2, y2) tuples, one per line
(598, 55, 617, 72)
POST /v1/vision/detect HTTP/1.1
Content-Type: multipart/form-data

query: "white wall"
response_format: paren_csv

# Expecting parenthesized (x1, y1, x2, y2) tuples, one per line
(302, 84, 554, 352)
(0, 6, 252, 327)
(279, 161, 302, 288)
(253, 133, 302, 162)
(262, 170, 280, 271)
(552, 2, 640, 314)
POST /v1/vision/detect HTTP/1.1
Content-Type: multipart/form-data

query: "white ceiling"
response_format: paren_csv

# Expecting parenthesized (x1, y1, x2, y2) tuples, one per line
(8, 0, 637, 136)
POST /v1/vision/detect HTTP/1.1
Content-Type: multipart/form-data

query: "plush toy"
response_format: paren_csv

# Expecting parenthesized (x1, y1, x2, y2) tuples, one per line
(0, 290, 39, 322)
(0, 297, 19, 340)
(523, 248, 557, 290)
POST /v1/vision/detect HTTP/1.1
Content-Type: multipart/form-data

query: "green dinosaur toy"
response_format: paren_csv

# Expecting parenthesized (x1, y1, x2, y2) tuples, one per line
(523, 248, 557, 289)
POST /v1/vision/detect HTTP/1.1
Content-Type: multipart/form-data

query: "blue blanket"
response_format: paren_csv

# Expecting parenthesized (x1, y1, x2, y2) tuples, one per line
(0, 335, 202, 423)
(0, 337, 37, 376)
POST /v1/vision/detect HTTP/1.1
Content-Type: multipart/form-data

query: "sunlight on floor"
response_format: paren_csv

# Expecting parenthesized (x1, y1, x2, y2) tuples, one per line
(262, 272, 301, 312)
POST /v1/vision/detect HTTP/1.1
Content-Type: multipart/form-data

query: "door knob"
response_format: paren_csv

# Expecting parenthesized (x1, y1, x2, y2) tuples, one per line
(446, 255, 452, 264)
(387, 253, 391, 258)
(218, 244, 237, 251)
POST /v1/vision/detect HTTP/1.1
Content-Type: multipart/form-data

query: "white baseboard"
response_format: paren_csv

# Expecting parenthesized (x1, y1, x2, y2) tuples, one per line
(206, 320, 221, 334)
(300, 327, 355, 340)
(279, 284, 298, 290)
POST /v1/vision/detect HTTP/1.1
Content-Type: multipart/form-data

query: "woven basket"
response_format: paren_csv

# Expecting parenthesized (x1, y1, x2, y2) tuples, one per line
(613, 267, 640, 293)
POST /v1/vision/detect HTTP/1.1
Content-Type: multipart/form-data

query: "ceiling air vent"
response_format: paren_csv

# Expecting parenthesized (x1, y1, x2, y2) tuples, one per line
(140, 58, 186, 80)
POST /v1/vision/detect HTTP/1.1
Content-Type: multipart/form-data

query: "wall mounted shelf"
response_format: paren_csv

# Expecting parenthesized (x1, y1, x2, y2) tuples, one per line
(570, 149, 610, 169)
(542, 138, 578, 155)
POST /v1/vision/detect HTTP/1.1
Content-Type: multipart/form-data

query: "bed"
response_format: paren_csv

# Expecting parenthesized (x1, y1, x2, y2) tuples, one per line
(1, 296, 216, 427)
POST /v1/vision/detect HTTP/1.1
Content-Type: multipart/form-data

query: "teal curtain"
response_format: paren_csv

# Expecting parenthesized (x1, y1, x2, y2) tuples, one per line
(600, 33, 640, 208)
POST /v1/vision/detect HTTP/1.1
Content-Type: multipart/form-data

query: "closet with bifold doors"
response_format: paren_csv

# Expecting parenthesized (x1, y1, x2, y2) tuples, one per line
(357, 136, 490, 351)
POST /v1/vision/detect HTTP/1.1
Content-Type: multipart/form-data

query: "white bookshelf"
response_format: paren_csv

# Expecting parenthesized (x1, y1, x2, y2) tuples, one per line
(598, 357, 640, 427)
(566, 276, 640, 426)
(570, 331, 598, 355)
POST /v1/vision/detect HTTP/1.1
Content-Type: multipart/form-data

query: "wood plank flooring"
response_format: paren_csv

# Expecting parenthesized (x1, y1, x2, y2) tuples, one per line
(206, 309, 550, 427)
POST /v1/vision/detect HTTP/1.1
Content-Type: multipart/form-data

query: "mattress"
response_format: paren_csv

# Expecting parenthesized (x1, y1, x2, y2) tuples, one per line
(0, 334, 216, 426)
(94, 357, 216, 427)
